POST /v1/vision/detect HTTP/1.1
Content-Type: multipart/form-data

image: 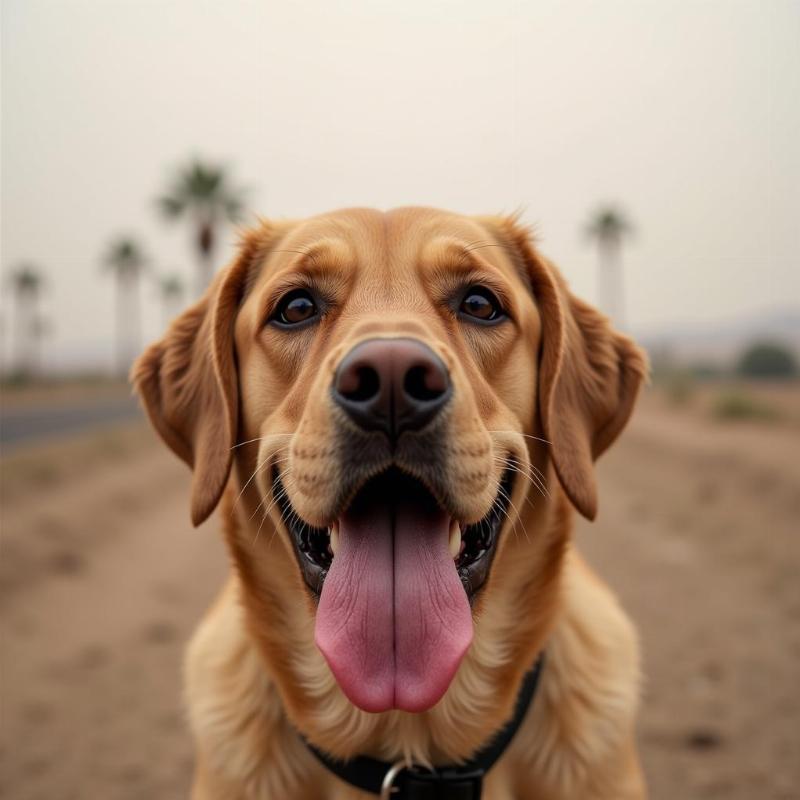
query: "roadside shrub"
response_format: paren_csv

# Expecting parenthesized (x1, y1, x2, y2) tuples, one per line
(711, 391, 781, 422)
(736, 342, 798, 380)
(689, 362, 725, 380)
(662, 370, 695, 406)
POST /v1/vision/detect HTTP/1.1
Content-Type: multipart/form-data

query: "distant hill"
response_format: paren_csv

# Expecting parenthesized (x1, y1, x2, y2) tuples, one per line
(637, 307, 800, 366)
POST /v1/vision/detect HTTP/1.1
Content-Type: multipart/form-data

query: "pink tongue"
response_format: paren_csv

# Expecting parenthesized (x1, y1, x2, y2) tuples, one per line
(315, 488, 473, 712)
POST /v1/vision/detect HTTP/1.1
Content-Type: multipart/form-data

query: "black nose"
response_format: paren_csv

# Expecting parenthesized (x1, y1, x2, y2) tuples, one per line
(332, 338, 452, 438)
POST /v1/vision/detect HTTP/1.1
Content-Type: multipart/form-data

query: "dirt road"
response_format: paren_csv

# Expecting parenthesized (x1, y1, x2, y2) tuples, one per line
(1, 390, 798, 799)
(577, 395, 799, 799)
(1, 382, 141, 449)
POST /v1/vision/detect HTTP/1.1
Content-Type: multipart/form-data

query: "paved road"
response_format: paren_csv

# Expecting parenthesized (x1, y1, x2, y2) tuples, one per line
(0, 396, 142, 448)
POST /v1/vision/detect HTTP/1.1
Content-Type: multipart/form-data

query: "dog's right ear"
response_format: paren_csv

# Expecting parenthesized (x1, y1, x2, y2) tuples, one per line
(477, 214, 648, 521)
(131, 222, 282, 526)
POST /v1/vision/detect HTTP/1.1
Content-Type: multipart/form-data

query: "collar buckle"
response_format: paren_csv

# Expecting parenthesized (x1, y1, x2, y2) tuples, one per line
(382, 761, 484, 800)
(380, 760, 406, 799)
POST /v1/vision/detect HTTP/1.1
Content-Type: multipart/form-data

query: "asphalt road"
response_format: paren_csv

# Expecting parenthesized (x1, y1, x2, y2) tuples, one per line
(0, 396, 142, 448)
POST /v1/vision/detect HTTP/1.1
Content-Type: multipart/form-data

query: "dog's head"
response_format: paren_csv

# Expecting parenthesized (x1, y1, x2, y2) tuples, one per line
(133, 207, 645, 718)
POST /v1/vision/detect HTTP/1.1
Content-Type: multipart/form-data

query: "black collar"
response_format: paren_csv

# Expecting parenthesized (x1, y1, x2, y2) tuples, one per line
(304, 654, 544, 800)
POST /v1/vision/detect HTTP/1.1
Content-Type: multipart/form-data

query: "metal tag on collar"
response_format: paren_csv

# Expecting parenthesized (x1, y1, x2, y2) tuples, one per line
(381, 760, 484, 800)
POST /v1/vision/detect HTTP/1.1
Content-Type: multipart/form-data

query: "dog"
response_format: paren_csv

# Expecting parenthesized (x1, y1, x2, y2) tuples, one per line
(133, 207, 648, 799)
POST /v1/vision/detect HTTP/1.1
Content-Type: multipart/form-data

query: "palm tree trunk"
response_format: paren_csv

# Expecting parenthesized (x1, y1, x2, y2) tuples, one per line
(115, 276, 126, 376)
(116, 273, 140, 377)
(198, 252, 214, 297)
(130, 273, 141, 369)
(14, 291, 35, 377)
(598, 239, 625, 329)
(14, 295, 27, 375)
(162, 298, 174, 331)
(30, 321, 41, 378)
(196, 219, 215, 297)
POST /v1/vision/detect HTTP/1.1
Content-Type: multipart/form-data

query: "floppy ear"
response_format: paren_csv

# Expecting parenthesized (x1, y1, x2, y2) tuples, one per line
(131, 224, 278, 526)
(483, 216, 648, 520)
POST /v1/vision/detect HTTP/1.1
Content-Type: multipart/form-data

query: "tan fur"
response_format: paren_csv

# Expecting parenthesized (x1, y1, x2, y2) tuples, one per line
(132, 207, 648, 799)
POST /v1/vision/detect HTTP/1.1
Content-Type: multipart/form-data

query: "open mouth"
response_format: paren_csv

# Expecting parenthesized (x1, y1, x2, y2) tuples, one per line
(274, 466, 514, 602)
(273, 464, 514, 713)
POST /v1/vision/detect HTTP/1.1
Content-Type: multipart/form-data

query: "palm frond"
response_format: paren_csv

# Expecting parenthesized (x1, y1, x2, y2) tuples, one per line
(158, 195, 186, 218)
(103, 237, 147, 277)
(8, 263, 44, 294)
(157, 158, 247, 222)
(585, 206, 632, 242)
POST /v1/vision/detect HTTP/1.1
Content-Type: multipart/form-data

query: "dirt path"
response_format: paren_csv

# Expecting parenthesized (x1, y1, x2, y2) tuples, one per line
(1, 425, 226, 799)
(1, 394, 798, 799)
(577, 398, 799, 799)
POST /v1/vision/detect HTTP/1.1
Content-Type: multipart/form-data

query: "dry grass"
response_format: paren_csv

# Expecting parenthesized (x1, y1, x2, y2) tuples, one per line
(653, 378, 800, 427)
(710, 391, 783, 422)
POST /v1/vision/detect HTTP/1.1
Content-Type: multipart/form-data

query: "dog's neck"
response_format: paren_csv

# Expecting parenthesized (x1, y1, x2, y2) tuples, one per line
(220, 483, 570, 766)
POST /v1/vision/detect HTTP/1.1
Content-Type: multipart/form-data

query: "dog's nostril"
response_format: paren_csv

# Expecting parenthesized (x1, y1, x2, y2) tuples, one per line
(340, 365, 380, 403)
(333, 338, 451, 436)
(404, 365, 446, 402)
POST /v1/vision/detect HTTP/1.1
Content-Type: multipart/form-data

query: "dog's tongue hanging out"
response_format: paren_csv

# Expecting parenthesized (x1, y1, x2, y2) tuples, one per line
(315, 474, 473, 712)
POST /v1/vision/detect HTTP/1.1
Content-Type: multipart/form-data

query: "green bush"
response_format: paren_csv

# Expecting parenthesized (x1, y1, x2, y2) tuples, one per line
(662, 370, 695, 406)
(711, 391, 781, 422)
(736, 342, 798, 380)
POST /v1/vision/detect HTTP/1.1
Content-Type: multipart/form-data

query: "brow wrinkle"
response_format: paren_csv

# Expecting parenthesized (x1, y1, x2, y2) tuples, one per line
(272, 247, 322, 268)
(457, 241, 505, 268)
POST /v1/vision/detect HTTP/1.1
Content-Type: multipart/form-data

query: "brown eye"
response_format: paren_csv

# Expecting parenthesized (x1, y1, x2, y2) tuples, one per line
(459, 286, 504, 322)
(273, 290, 319, 326)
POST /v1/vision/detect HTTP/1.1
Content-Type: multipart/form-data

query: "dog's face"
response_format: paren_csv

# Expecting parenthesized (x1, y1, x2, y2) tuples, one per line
(134, 207, 645, 720)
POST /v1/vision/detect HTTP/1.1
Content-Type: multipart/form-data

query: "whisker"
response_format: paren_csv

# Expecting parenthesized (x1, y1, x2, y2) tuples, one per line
(456, 240, 506, 268)
(271, 247, 322, 269)
(257, 486, 295, 546)
(498, 457, 549, 500)
(465, 242, 505, 254)
(496, 484, 529, 543)
(253, 477, 290, 544)
(272, 495, 305, 551)
(250, 468, 291, 522)
(488, 430, 551, 446)
(247, 452, 295, 522)
(233, 442, 291, 512)
(499, 470, 541, 510)
(528, 463, 550, 495)
(231, 433, 293, 451)
(492, 455, 548, 504)
(255, 470, 296, 547)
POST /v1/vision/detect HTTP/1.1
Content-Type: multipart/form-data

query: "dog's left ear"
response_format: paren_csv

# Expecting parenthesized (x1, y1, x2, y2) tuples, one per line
(480, 216, 648, 520)
(131, 222, 281, 526)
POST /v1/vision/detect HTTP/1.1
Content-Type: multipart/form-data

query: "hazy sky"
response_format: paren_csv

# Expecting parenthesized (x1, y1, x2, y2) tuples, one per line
(2, 0, 799, 371)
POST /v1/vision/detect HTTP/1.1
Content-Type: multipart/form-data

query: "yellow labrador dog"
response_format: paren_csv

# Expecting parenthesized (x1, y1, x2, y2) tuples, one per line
(133, 207, 647, 799)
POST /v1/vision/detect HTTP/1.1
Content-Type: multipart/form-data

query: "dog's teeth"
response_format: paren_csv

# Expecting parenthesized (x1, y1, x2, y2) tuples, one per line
(330, 521, 340, 556)
(449, 519, 461, 559)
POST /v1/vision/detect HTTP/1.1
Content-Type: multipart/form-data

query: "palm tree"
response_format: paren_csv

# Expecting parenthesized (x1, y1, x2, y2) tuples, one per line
(8, 263, 44, 377)
(157, 159, 246, 297)
(158, 273, 185, 327)
(103, 237, 146, 376)
(586, 207, 632, 328)
(29, 315, 52, 376)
